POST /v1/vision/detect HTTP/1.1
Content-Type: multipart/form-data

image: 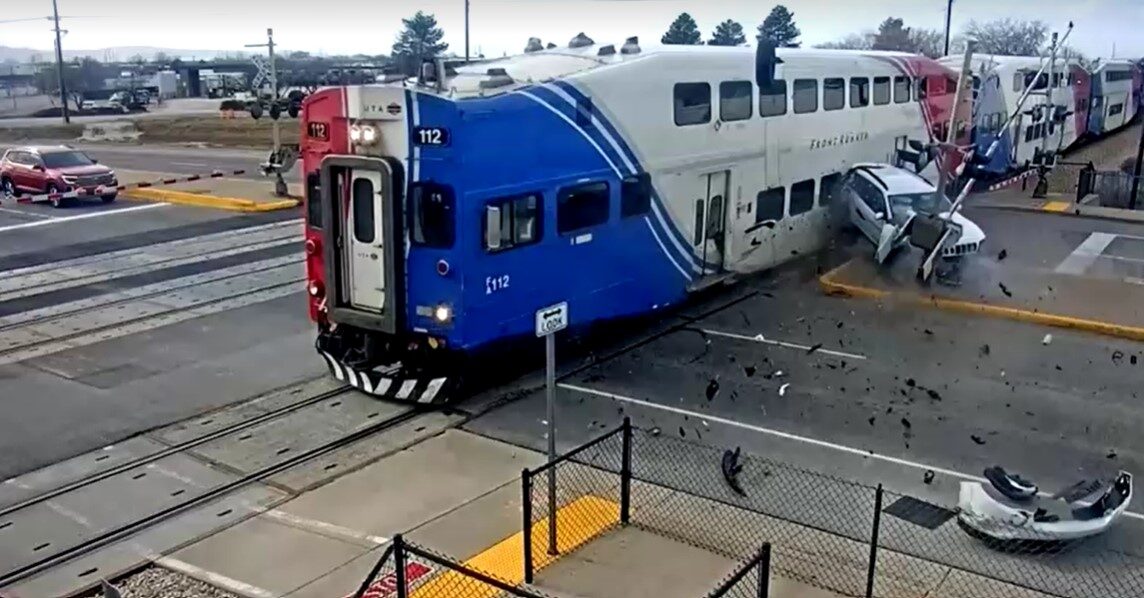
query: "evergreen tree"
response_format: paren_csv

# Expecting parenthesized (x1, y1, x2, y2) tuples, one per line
(872, 17, 912, 52)
(709, 20, 747, 47)
(392, 11, 449, 74)
(662, 12, 703, 45)
(757, 5, 801, 48)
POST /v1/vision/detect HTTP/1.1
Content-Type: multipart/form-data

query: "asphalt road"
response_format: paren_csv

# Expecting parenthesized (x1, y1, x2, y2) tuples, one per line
(0, 142, 267, 181)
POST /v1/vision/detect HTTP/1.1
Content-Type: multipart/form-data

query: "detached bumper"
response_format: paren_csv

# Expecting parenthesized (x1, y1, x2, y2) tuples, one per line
(316, 347, 450, 404)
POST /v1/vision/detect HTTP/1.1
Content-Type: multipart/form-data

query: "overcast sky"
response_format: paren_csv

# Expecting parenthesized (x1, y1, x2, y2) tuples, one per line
(2, 0, 1142, 60)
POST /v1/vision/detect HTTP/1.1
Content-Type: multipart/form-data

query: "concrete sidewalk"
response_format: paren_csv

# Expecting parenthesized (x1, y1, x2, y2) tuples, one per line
(974, 187, 1144, 225)
(117, 169, 300, 213)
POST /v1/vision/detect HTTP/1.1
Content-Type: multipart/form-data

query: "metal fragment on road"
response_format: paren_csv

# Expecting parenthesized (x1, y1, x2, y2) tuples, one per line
(1043, 334, 1053, 345)
(778, 383, 790, 397)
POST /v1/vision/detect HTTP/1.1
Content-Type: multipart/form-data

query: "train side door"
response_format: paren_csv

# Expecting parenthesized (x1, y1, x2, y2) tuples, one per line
(694, 170, 729, 273)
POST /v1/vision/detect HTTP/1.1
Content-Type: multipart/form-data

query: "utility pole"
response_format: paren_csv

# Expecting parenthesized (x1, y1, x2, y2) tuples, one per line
(943, 0, 953, 57)
(246, 28, 288, 197)
(51, 0, 70, 124)
(1032, 31, 1060, 198)
(464, 0, 471, 63)
(1130, 113, 1143, 210)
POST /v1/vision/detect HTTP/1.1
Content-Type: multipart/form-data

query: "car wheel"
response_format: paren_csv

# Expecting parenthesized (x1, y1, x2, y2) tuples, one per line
(101, 193, 118, 204)
(0, 178, 15, 201)
(46, 184, 67, 208)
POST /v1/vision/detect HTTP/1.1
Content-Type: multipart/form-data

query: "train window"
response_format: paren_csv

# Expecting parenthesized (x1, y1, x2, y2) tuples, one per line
(819, 173, 841, 207)
(674, 82, 711, 126)
(916, 77, 928, 100)
(1025, 72, 1048, 90)
(759, 80, 787, 117)
(1110, 103, 1124, 117)
(1013, 73, 1023, 92)
(484, 193, 540, 252)
(849, 78, 869, 108)
(792, 79, 817, 114)
(621, 173, 651, 218)
(351, 178, 375, 244)
(756, 187, 785, 223)
(945, 77, 958, 95)
(719, 81, 753, 122)
(790, 179, 815, 215)
(558, 182, 610, 234)
(305, 172, 322, 228)
(824, 78, 845, 111)
(410, 182, 455, 248)
(893, 76, 910, 104)
(873, 77, 891, 105)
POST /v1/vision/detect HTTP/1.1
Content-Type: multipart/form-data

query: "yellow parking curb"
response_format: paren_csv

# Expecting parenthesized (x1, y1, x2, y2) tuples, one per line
(819, 258, 1144, 342)
(1040, 200, 1071, 212)
(125, 188, 299, 213)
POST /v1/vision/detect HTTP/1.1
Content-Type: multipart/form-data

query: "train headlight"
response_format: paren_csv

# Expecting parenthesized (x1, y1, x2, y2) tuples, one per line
(433, 304, 452, 323)
(349, 125, 362, 143)
(360, 125, 378, 144)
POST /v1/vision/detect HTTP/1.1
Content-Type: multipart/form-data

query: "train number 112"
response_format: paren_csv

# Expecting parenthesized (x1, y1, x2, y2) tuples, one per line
(414, 126, 449, 146)
(486, 275, 510, 295)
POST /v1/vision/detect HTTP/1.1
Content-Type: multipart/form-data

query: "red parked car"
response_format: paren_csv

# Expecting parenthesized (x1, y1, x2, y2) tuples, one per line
(0, 146, 118, 207)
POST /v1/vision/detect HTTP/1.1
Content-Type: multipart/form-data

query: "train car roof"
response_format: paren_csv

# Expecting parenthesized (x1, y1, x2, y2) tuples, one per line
(417, 42, 934, 99)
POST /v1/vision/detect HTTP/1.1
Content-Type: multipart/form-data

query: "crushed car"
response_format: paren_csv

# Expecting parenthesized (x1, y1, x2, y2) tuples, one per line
(840, 163, 985, 267)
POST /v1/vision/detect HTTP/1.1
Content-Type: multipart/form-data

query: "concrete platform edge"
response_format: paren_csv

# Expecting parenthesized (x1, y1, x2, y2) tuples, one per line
(818, 258, 1144, 342)
(977, 201, 1144, 225)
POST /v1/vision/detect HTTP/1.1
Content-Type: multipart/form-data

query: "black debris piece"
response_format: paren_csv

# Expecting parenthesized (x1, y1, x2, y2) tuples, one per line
(679, 426, 686, 438)
(721, 447, 747, 497)
(1113, 350, 1125, 364)
(997, 249, 1008, 261)
(1055, 364, 1063, 371)
(694, 428, 702, 440)
(868, 416, 876, 426)
(705, 379, 720, 401)
(740, 311, 751, 327)
(923, 469, 935, 485)
(998, 283, 1012, 297)
(762, 292, 775, 298)
(926, 389, 942, 401)
(730, 390, 738, 402)
(906, 378, 917, 388)
(971, 435, 986, 445)
(807, 343, 823, 355)
(837, 321, 844, 329)
(1025, 411, 1035, 416)
(1107, 451, 1118, 459)
(744, 366, 757, 377)
(924, 329, 934, 336)
(1132, 355, 1138, 366)
(886, 406, 894, 414)
(617, 406, 624, 415)
(901, 417, 912, 429)
(979, 344, 991, 356)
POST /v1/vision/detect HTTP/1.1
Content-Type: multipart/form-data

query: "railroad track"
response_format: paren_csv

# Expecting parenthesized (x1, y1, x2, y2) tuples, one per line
(0, 383, 422, 589)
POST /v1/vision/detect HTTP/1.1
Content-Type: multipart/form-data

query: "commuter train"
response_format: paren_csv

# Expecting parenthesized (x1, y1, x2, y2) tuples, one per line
(941, 54, 1143, 178)
(299, 38, 970, 402)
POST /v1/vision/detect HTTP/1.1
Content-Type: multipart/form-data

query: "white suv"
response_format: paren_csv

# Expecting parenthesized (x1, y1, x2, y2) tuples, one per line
(841, 164, 985, 264)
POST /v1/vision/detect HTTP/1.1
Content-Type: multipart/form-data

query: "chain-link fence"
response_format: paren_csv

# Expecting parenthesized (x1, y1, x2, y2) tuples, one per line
(705, 544, 772, 598)
(532, 418, 1144, 598)
(351, 534, 556, 598)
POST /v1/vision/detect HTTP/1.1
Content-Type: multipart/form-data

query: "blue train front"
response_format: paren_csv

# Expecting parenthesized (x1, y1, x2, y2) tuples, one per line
(300, 55, 695, 403)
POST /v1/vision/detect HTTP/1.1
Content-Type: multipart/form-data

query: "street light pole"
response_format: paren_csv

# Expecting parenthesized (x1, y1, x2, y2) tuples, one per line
(464, 0, 471, 63)
(50, 0, 70, 124)
(943, 0, 953, 57)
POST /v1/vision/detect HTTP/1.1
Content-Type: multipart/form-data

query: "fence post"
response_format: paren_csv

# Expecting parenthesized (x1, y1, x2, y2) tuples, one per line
(522, 468, 534, 584)
(865, 484, 883, 598)
(394, 534, 408, 598)
(620, 416, 632, 525)
(757, 543, 771, 598)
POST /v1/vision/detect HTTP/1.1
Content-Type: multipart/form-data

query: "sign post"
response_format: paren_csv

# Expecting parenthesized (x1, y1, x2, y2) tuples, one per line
(535, 301, 568, 556)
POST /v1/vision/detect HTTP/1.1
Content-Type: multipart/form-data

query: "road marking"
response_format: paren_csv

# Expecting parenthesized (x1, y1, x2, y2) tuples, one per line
(170, 161, 211, 168)
(262, 509, 390, 546)
(0, 206, 52, 219)
(701, 328, 868, 361)
(0, 203, 166, 233)
(559, 382, 1144, 522)
(1055, 232, 1117, 275)
(156, 557, 277, 598)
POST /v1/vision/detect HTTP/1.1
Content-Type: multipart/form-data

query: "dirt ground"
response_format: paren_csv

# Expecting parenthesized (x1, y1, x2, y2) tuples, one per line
(0, 115, 300, 149)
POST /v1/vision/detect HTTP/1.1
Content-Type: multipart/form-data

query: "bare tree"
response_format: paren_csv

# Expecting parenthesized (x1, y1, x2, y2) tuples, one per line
(963, 19, 1048, 56)
(815, 33, 873, 51)
(909, 29, 945, 58)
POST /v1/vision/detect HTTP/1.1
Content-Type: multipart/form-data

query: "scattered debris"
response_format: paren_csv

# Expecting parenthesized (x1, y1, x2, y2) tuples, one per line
(868, 416, 876, 426)
(901, 417, 912, 429)
(744, 366, 757, 377)
(971, 435, 986, 445)
(1042, 333, 1053, 346)
(721, 447, 747, 497)
(1112, 350, 1125, 364)
(997, 249, 1008, 261)
(836, 321, 844, 329)
(924, 329, 934, 336)
(1107, 451, 1118, 460)
(1055, 364, 1063, 371)
(1132, 355, 1139, 366)
(998, 282, 1013, 298)
(679, 427, 687, 438)
(923, 470, 935, 485)
(807, 343, 823, 355)
(906, 378, 917, 388)
(979, 344, 991, 357)
(779, 383, 791, 397)
(650, 427, 661, 437)
(926, 389, 942, 401)
(706, 379, 720, 401)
